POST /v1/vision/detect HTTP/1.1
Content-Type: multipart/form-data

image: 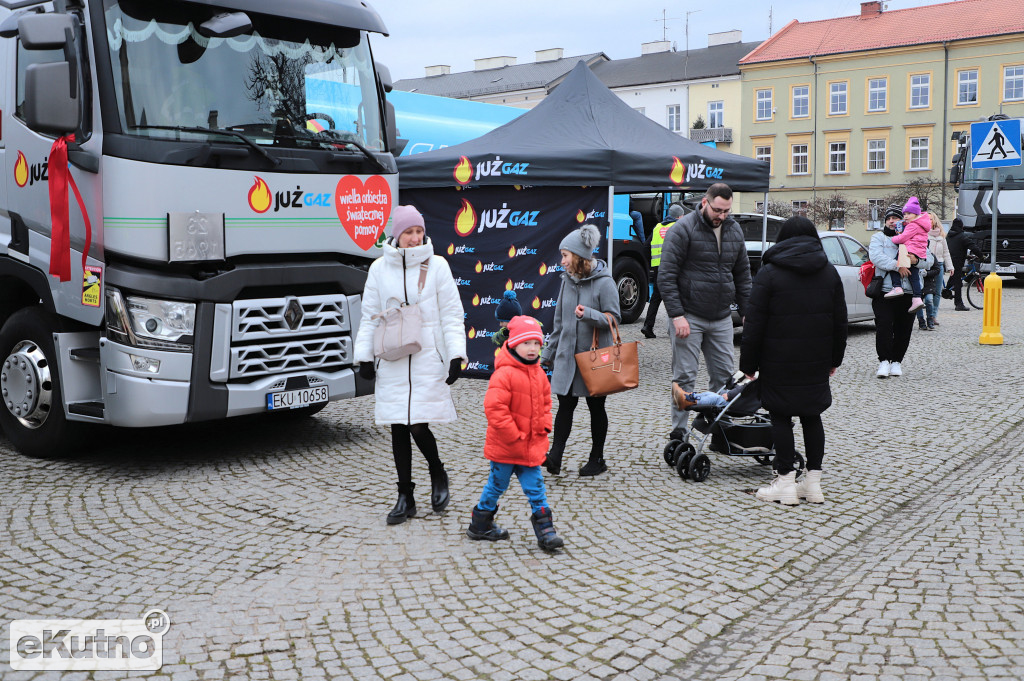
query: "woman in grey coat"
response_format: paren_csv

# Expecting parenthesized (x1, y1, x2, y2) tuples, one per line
(542, 224, 621, 477)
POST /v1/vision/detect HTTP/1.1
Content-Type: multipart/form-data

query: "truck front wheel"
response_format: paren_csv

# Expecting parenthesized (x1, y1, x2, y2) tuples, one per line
(613, 257, 648, 324)
(0, 308, 79, 458)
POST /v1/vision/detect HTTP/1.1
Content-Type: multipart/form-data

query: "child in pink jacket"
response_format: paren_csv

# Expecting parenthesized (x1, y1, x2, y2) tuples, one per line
(885, 196, 930, 313)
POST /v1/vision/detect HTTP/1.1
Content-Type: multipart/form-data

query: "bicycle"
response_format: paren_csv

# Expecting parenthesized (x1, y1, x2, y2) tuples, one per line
(962, 255, 985, 310)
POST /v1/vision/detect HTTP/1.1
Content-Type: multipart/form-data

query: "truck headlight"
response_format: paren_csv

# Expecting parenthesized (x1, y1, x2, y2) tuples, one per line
(105, 288, 195, 351)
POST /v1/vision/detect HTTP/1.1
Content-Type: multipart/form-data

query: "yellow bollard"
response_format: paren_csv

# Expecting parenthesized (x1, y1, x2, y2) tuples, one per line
(978, 272, 1004, 345)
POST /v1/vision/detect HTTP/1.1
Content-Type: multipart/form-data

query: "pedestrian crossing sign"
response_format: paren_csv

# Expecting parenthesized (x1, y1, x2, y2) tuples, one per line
(970, 119, 1022, 169)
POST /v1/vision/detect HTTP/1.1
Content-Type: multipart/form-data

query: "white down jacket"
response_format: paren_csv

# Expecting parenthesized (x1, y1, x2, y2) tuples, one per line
(354, 238, 467, 425)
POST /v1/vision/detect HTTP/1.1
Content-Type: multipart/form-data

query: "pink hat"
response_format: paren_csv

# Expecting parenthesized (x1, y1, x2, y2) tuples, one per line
(506, 315, 544, 348)
(389, 205, 425, 241)
(902, 197, 922, 215)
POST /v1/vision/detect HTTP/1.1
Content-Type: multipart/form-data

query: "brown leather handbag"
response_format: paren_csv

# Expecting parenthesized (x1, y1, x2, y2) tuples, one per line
(574, 313, 640, 396)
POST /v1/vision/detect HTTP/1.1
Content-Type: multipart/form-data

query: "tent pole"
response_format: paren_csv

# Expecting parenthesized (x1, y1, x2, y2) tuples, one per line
(608, 186, 615, 266)
(760, 191, 769, 256)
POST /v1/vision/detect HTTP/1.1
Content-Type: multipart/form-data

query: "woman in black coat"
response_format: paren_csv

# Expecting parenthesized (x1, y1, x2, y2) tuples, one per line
(740, 217, 848, 506)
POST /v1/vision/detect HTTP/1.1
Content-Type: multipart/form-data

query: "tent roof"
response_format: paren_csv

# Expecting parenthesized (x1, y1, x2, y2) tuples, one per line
(397, 61, 769, 193)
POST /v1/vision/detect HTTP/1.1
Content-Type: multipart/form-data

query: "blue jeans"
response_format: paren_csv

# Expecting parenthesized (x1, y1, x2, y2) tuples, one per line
(478, 462, 549, 513)
(916, 264, 944, 323)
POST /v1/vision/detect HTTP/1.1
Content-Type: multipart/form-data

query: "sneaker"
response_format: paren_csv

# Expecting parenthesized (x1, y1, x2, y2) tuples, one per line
(918, 319, 928, 331)
(908, 297, 925, 313)
(795, 470, 824, 504)
(672, 383, 696, 410)
(888, 361, 903, 377)
(954, 305, 970, 311)
(884, 286, 904, 298)
(640, 326, 656, 339)
(876, 360, 891, 378)
(930, 318, 940, 327)
(927, 320, 936, 330)
(755, 472, 798, 505)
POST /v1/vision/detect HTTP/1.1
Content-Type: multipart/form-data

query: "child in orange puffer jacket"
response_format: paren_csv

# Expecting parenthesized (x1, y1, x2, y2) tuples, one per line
(466, 315, 564, 551)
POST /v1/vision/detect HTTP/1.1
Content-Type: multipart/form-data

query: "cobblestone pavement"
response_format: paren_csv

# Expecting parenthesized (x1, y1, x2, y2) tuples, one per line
(2, 284, 1022, 681)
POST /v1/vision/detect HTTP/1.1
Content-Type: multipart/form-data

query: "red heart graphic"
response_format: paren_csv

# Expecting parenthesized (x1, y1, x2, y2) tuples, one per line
(335, 175, 393, 251)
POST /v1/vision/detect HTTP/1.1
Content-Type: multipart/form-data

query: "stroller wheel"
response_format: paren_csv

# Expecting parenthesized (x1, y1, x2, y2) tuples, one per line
(688, 453, 711, 482)
(754, 455, 772, 466)
(663, 439, 681, 466)
(793, 452, 805, 473)
(674, 443, 695, 480)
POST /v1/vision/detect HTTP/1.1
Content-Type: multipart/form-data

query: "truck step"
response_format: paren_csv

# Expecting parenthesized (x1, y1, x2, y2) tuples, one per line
(69, 347, 100, 363)
(68, 401, 104, 418)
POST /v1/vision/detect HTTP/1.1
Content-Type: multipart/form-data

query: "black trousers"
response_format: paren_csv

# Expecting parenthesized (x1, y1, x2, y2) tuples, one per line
(391, 423, 442, 488)
(770, 413, 825, 474)
(550, 394, 608, 461)
(642, 267, 662, 329)
(871, 294, 915, 363)
(947, 261, 966, 307)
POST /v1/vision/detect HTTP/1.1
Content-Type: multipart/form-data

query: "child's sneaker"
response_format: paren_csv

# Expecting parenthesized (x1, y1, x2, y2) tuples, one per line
(908, 297, 925, 312)
(671, 383, 696, 410)
(884, 286, 904, 298)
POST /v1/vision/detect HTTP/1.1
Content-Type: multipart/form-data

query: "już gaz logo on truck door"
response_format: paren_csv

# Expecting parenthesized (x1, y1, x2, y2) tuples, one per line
(13, 151, 49, 187)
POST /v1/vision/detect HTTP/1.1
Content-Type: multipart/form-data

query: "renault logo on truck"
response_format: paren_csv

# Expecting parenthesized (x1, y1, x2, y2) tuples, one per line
(283, 298, 304, 330)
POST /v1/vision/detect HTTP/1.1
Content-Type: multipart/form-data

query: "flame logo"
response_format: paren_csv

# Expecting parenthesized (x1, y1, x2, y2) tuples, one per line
(474, 260, 483, 273)
(461, 360, 468, 370)
(670, 157, 685, 185)
(576, 210, 586, 223)
(505, 279, 514, 291)
(532, 297, 541, 310)
(453, 156, 473, 185)
(248, 176, 271, 213)
(508, 244, 516, 259)
(472, 294, 480, 306)
(539, 263, 548, 275)
(468, 327, 476, 339)
(447, 243, 455, 255)
(13, 152, 28, 188)
(454, 199, 477, 237)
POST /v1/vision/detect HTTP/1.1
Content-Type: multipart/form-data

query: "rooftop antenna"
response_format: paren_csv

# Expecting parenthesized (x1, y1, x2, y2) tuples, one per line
(685, 9, 701, 77)
(768, 6, 773, 36)
(654, 9, 679, 42)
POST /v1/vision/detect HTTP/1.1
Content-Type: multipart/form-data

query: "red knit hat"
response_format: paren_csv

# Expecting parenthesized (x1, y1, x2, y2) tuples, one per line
(506, 315, 543, 348)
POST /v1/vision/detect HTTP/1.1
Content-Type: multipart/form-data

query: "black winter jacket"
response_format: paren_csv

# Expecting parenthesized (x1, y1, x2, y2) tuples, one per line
(739, 235, 848, 416)
(945, 223, 983, 271)
(657, 209, 752, 321)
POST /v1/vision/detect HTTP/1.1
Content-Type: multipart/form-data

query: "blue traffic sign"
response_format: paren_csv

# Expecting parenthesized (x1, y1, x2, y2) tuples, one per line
(970, 119, 1022, 169)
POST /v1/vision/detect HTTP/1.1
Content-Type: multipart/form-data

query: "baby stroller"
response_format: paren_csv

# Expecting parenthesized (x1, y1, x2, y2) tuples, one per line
(662, 375, 804, 482)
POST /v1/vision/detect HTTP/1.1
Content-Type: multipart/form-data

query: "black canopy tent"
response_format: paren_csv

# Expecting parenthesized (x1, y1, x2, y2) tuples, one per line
(398, 60, 770, 194)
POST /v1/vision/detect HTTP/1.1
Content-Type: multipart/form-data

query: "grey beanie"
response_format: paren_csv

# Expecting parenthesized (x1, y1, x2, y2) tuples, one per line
(559, 223, 601, 260)
(667, 204, 685, 219)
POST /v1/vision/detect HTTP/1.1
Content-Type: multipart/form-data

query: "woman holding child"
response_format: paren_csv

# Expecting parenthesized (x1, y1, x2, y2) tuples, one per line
(542, 223, 621, 477)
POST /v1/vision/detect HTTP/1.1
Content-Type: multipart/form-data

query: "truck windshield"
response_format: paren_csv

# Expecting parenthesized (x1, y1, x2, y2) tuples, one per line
(102, 0, 384, 151)
(964, 164, 1024, 183)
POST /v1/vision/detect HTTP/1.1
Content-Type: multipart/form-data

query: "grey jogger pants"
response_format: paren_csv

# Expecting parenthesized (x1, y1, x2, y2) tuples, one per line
(669, 314, 735, 432)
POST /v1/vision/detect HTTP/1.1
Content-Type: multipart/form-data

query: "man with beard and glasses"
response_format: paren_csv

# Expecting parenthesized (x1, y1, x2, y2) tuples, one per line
(658, 182, 751, 441)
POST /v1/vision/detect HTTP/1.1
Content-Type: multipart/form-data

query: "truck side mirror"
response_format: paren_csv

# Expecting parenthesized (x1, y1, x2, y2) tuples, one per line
(17, 12, 73, 49)
(949, 166, 960, 186)
(384, 98, 397, 154)
(25, 61, 79, 134)
(375, 62, 393, 93)
(951, 153, 961, 164)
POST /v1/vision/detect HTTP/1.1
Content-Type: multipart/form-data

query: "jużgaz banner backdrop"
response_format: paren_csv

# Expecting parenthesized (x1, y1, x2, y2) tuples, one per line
(402, 185, 610, 378)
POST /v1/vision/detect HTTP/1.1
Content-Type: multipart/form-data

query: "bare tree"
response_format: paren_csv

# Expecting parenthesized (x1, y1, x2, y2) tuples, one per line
(763, 199, 792, 219)
(807, 191, 868, 231)
(879, 177, 954, 218)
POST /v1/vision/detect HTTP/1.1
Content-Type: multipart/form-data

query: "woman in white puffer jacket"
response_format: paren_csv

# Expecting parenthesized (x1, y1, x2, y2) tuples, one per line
(354, 205, 467, 525)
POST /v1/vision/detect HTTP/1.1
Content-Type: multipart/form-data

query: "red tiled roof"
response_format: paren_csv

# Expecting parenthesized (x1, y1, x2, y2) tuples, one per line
(740, 0, 1024, 64)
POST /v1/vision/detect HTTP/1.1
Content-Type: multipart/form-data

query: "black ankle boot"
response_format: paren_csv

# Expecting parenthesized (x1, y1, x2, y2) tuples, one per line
(430, 467, 450, 512)
(387, 483, 416, 525)
(530, 507, 564, 551)
(544, 443, 565, 476)
(466, 505, 509, 541)
(578, 456, 607, 477)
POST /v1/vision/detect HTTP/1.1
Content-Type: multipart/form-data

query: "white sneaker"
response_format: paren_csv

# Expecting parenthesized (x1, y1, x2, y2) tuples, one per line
(889, 361, 903, 377)
(876, 360, 891, 378)
(796, 470, 824, 504)
(756, 471, 798, 505)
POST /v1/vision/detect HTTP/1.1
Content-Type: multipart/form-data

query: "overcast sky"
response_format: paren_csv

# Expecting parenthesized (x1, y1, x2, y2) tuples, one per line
(370, 0, 959, 82)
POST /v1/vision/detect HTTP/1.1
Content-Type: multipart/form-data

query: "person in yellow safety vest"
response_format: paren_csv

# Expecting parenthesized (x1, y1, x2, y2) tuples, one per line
(640, 203, 686, 338)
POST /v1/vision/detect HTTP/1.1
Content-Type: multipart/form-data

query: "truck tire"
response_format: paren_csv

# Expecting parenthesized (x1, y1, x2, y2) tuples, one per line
(0, 307, 80, 458)
(613, 257, 648, 324)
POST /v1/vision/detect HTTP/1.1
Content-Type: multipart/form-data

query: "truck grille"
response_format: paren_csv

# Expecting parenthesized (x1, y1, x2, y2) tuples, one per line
(229, 295, 352, 379)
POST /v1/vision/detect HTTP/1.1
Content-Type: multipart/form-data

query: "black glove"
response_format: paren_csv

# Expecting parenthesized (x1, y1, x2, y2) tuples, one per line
(358, 361, 375, 381)
(445, 358, 462, 385)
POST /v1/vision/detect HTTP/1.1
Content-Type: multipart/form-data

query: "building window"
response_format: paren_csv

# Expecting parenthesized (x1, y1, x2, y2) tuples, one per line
(708, 101, 724, 128)
(792, 200, 808, 217)
(829, 82, 847, 115)
(756, 89, 772, 120)
(868, 78, 887, 112)
(867, 139, 886, 171)
(1004, 65, 1024, 101)
(910, 136, 930, 170)
(755, 201, 765, 213)
(829, 142, 847, 173)
(910, 74, 930, 108)
(867, 199, 884, 230)
(667, 104, 681, 132)
(958, 70, 978, 105)
(791, 144, 808, 174)
(755, 145, 771, 172)
(792, 85, 809, 118)
(829, 199, 846, 231)
(634, 106, 646, 116)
